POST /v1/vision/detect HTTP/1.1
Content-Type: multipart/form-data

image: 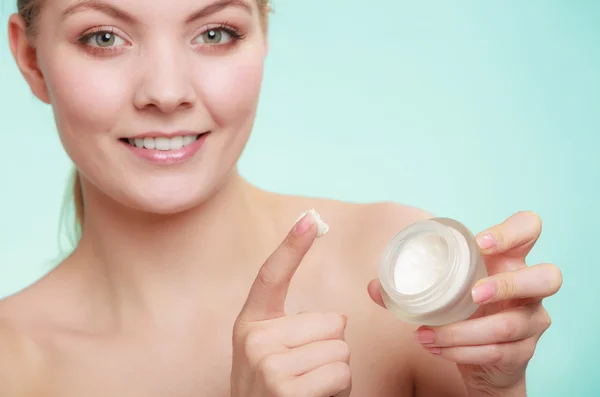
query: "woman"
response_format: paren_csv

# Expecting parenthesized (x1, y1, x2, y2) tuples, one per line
(3, 0, 562, 395)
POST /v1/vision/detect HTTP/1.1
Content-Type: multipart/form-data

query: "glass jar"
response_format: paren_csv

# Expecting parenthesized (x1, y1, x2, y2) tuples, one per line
(378, 217, 487, 326)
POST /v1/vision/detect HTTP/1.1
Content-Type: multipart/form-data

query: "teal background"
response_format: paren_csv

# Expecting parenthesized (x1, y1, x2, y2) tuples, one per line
(1, 0, 598, 395)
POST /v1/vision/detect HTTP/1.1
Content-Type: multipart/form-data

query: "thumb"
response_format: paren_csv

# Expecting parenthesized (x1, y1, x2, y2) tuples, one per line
(367, 279, 387, 309)
(238, 211, 321, 322)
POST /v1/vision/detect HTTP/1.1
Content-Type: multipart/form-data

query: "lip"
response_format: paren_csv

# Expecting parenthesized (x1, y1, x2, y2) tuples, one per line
(121, 132, 210, 165)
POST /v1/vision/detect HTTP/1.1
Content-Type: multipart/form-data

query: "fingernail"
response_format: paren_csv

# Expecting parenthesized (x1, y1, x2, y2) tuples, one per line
(426, 347, 441, 355)
(414, 328, 435, 344)
(476, 232, 497, 250)
(472, 281, 496, 303)
(294, 212, 314, 235)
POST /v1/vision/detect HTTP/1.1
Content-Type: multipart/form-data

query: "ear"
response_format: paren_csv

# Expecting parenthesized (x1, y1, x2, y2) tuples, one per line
(8, 13, 51, 104)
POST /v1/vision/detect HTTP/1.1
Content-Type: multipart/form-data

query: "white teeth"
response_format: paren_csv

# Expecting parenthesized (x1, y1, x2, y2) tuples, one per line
(169, 136, 183, 150)
(143, 137, 155, 149)
(155, 137, 170, 151)
(183, 135, 196, 146)
(127, 135, 200, 151)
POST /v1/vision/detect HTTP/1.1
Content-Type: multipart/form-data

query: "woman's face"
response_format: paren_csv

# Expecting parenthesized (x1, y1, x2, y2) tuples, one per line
(32, 0, 268, 213)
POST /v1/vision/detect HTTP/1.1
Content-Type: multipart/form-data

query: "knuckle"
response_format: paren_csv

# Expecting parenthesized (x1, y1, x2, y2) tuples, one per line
(318, 312, 347, 335)
(522, 342, 536, 363)
(331, 362, 352, 389)
(232, 318, 247, 339)
(538, 307, 552, 331)
(243, 329, 268, 363)
(331, 339, 351, 362)
(543, 264, 563, 295)
(521, 210, 542, 232)
(255, 266, 280, 290)
(257, 355, 281, 378)
(492, 227, 506, 250)
(496, 277, 517, 300)
(446, 325, 460, 346)
(513, 340, 536, 368)
(493, 315, 518, 341)
(487, 344, 505, 365)
(327, 312, 347, 333)
(441, 325, 455, 346)
(244, 329, 265, 349)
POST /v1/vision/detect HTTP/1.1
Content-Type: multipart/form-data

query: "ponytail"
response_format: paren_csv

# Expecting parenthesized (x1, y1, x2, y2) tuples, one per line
(56, 168, 83, 257)
(72, 170, 84, 229)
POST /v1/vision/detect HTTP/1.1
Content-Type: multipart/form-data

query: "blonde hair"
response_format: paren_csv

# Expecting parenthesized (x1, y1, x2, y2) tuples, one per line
(18, 0, 271, 240)
(57, 169, 83, 250)
(73, 170, 84, 231)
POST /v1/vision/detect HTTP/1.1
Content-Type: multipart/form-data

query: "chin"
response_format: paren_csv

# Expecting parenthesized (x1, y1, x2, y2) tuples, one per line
(134, 198, 201, 216)
(125, 180, 221, 215)
(119, 192, 207, 217)
(84, 172, 221, 218)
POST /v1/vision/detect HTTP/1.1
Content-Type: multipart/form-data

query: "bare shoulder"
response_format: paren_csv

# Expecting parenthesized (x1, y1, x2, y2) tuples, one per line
(356, 200, 434, 226)
(297, 198, 433, 268)
(344, 201, 433, 266)
(276, 195, 433, 272)
(0, 266, 75, 396)
(0, 301, 45, 396)
(277, 194, 431, 240)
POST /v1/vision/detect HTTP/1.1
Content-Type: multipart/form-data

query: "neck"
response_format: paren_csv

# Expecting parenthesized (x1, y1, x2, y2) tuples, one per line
(66, 169, 280, 326)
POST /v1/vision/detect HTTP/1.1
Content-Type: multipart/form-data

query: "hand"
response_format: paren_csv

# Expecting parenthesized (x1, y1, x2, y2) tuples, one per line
(369, 211, 562, 395)
(231, 213, 352, 397)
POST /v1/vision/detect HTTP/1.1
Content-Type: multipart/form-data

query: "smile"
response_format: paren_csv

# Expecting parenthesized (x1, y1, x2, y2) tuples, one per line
(120, 132, 210, 165)
(121, 134, 204, 151)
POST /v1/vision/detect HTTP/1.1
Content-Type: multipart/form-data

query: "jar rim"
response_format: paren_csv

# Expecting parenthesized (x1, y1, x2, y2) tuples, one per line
(432, 217, 481, 300)
(379, 218, 460, 305)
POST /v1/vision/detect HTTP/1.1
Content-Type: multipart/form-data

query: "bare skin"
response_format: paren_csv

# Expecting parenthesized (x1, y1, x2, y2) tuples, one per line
(0, 180, 467, 397)
(4, 0, 562, 394)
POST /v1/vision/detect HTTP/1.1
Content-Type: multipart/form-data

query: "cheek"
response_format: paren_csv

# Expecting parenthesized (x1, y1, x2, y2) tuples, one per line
(198, 48, 265, 128)
(41, 46, 131, 142)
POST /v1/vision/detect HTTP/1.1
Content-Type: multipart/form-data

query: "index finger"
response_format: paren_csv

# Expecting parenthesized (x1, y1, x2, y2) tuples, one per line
(475, 211, 542, 259)
(238, 210, 327, 322)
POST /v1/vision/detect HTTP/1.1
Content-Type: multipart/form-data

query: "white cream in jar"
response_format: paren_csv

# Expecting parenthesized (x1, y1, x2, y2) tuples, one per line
(379, 217, 487, 326)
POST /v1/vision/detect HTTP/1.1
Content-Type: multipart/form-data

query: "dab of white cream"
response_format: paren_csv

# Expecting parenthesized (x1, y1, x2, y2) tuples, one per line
(296, 208, 329, 237)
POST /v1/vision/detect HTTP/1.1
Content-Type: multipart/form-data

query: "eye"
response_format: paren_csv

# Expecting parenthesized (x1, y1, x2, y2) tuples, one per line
(80, 30, 127, 48)
(194, 27, 238, 45)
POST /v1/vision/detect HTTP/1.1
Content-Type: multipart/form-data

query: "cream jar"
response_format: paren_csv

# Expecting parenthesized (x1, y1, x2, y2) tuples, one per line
(378, 217, 487, 326)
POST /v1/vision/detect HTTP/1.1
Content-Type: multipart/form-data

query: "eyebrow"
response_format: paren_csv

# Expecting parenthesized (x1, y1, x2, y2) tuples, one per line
(186, 0, 252, 23)
(61, 0, 252, 24)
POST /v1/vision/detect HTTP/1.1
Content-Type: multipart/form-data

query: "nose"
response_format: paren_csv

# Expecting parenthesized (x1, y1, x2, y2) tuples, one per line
(133, 43, 195, 113)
